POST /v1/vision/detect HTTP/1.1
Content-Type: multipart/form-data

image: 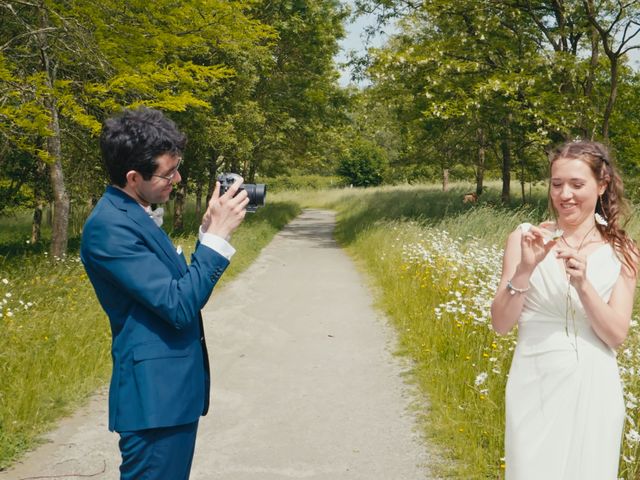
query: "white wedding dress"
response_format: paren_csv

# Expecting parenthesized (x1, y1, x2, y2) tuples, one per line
(505, 239, 625, 479)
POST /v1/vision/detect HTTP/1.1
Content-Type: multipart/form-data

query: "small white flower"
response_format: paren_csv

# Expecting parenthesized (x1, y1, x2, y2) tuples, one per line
(543, 228, 563, 244)
(1, 278, 8, 285)
(626, 413, 636, 426)
(625, 428, 640, 444)
(5, 293, 11, 298)
(475, 372, 488, 386)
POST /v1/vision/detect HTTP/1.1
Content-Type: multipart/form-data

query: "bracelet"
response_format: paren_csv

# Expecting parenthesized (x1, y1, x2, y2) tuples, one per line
(507, 279, 530, 295)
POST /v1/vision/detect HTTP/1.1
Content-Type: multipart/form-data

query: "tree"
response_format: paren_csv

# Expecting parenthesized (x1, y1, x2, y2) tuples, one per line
(0, 1, 103, 257)
(248, 0, 350, 178)
(337, 140, 388, 186)
(583, 0, 640, 140)
(0, 0, 276, 244)
(351, 0, 634, 201)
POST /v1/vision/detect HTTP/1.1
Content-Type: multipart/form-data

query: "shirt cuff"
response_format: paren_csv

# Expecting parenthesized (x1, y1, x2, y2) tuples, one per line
(199, 226, 236, 260)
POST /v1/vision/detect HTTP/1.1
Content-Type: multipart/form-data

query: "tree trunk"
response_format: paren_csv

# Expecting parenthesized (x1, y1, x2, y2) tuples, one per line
(520, 163, 526, 205)
(475, 128, 485, 196)
(31, 160, 48, 244)
(37, 6, 69, 258)
(48, 154, 70, 258)
(584, 26, 599, 139)
(31, 202, 44, 244)
(173, 174, 187, 233)
(206, 154, 223, 205)
(501, 140, 511, 205)
(519, 131, 526, 205)
(229, 156, 240, 177)
(195, 181, 203, 218)
(247, 158, 258, 183)
(442, 168, 449, 192)
(602, 57, 618, 141)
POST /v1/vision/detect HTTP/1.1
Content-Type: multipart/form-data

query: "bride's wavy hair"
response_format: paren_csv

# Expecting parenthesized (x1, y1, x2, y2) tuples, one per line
(548, 140, 638, 276)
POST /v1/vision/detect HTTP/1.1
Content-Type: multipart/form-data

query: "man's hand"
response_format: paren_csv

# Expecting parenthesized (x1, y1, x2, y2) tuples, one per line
(201, 177, 249, 239)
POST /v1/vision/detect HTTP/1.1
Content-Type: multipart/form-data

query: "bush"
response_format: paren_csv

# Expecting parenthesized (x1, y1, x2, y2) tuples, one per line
(337, 141, 388, 187)
(258, 174, 346, 193)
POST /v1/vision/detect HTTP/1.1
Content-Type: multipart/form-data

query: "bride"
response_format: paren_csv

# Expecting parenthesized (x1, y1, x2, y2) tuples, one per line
(490, 140, 638, 479)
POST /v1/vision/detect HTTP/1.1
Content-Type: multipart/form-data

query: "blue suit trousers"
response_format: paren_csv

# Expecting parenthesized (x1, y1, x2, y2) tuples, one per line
(118, 421, 199, 480)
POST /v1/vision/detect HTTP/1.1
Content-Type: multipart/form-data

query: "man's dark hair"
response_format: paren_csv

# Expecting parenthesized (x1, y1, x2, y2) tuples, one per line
(100, 107, 187, 187)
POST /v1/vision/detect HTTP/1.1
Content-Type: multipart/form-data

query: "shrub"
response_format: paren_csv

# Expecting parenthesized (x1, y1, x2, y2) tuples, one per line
(337, 141, 388, 187)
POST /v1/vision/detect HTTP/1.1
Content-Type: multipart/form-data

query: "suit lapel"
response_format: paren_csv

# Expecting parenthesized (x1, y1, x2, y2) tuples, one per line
(106, 187, 187, 275)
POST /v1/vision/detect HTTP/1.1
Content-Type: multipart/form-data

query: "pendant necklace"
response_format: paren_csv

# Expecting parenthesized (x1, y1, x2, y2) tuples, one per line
(561, 223, 597, 358)
(561, 224, 597, 252)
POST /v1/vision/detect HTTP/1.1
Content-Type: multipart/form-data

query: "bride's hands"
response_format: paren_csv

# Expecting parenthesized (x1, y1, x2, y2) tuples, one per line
(519, 223, 558, 272)
(556, 249, 588, 289)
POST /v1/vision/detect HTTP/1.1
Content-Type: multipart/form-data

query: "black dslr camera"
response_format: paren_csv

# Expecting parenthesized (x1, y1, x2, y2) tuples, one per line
(217, 173, 267, 213)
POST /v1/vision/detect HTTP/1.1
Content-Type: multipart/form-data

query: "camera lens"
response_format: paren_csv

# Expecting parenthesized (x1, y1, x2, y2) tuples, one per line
(243, 183, 267, 212)
(244, 184, 267, 205)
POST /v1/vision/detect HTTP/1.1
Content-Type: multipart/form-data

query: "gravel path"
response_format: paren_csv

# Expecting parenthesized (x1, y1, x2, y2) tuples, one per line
(1, 209, 437, 480)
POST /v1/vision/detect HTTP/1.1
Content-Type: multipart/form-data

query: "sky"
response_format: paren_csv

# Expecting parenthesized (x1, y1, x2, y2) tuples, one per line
(335, 8, 394, 87)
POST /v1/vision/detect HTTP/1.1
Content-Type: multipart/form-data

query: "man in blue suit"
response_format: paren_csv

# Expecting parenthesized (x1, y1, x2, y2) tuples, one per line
(81, 107, 248, 479)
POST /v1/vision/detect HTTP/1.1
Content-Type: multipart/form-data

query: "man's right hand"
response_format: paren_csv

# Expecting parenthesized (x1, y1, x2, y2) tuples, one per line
(201, 178, 249, 239)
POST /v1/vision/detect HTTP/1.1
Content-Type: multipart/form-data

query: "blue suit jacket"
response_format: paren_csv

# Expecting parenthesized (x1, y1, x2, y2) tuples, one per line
(81, 186, 229, 432)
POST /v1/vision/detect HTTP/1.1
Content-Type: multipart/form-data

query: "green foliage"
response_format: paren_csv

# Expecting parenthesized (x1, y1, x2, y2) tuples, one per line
(260, 173, 346, 192)
(337, 140, 388, 187)
(244, 0, 350, 177)
(610, 72, 640, 202)
(0, 0, 348, 256)
(350, 0, 640, 200)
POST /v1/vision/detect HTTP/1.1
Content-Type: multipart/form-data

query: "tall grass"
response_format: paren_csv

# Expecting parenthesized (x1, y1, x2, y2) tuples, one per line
(0, 255, 109, 468)
(0, 200, 300, 469)
(277, 184, 640, 479)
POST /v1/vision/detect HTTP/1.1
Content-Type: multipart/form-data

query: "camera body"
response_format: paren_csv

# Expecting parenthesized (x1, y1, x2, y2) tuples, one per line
(217, 172, 267, 213)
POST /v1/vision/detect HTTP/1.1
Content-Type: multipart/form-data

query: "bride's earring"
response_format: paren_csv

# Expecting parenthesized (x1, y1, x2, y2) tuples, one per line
(595, 194, 608, 227)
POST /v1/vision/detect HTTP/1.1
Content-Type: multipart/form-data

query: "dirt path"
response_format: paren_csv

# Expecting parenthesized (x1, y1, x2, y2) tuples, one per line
(1, 209, 437, 480)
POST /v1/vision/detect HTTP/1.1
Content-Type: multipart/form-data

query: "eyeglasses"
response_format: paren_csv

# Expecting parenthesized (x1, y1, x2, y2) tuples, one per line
(151, 157, 182, 183)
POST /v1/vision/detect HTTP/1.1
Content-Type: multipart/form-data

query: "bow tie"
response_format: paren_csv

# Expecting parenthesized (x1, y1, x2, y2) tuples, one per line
(148, 207, 164, 227)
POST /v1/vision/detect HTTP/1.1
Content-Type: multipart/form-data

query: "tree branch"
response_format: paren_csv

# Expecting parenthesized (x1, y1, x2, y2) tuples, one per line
(0, 27, 58, 52)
